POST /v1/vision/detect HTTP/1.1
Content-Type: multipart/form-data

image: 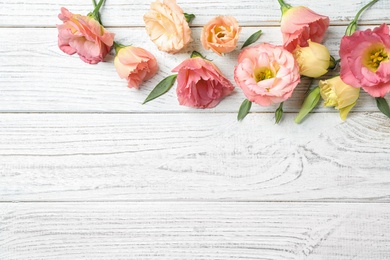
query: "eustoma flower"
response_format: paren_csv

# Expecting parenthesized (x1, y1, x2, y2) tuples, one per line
(172, 52, 235, 108)
(143, 51, 234, 108)
(144, 0, 194, 54)
(277, 0, 330, 52)
(201, 16, 241, 56)
(293, 40, 331, 78)
(340, 23, 390, 98)
(234, 43, 300, 106)
(57, 0, 115, 64)
(114, 44, 159, 89)
(319, 76, 360, 121)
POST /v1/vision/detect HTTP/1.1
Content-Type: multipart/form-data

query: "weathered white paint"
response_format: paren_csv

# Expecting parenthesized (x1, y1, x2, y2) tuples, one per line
(1, 202, 390, 259)
(0, 0, 389, 27)
(0, 113, 389, 202)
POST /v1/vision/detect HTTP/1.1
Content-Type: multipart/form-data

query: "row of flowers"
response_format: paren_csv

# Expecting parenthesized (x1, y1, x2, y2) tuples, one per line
(57, 0, 390, 123)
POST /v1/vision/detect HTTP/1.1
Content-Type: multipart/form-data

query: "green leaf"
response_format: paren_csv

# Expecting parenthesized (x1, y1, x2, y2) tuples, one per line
(294, 87, 321, 124)
(376, 97, 390, 118)
(184, 13, 196, 23)
(143, 74, 177, 104)
(241, 30, 262, 49)
(237, 99, 252, 121)
(275, 102, 284, 124)
(190, 51, 204, 59)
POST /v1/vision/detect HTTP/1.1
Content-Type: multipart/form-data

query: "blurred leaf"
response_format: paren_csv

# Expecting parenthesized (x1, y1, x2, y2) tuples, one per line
(143, 74, 177, 104)
(237, 99, 252, 121)
(275, 102, 284, 124)
(376, 97, 390, 118)
(294, 87, 321, 124)
(241, 30, 262, 49)
(184, 13, 195, 23)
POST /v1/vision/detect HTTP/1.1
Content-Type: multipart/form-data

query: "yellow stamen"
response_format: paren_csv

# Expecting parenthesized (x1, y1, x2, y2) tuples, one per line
(254, 67, 274, 83)
(365, 47, 388, 72)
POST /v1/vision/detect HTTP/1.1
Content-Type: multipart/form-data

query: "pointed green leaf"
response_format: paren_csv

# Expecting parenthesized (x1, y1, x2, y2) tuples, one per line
(184, 13, 195, 23)
(143, 74, 177, 104)
(376, 97, 390, 118)
(241, 30, 262, 49)
(237, 99, 252, 121)
(294, 87, 321, 124)
(275, 102, 284, 124)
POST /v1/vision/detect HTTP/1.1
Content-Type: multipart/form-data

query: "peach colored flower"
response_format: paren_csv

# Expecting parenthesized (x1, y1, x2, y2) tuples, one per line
(172, 56, 234, 108)
(144, 0, 192, 54)
(340, 23, 390, 98)
(281, 6, 329, 52)
(234, 43, 300, 106)
(201, 16, 241, 56)
(114, 45, 158, 89)
(57, 7, 115, 64)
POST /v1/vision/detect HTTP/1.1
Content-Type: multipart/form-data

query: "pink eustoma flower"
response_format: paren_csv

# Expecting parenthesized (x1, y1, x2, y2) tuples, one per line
(172, 57, 234, 108)
(114, 46, 159, 89)
(281, 6, 330, 52)
(234, 43, 300, 106)
(340, 23, 390, 98)
(57, 7, 115, 64)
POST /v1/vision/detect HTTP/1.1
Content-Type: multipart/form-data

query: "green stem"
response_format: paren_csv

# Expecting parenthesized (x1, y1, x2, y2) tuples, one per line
(277, 0, 292, 14)
(345, 0, 379, 35)
(92, 0, 97, 7)
(92, 0, 105, 15)
(113, 41, 126, 54)
(353, 0, 379, 24)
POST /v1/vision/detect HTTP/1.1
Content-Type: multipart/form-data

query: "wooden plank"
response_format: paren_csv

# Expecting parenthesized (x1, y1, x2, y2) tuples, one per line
(0, 27, 388, 113)
(0, 113, 389, 202)
(0, 202, 389, 259)
(0, 0, 389, 27)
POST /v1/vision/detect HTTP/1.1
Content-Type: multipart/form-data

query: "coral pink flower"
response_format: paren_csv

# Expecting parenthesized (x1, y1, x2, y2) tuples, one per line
(234, 43, 300, 106)
(144, 0, 192, 54)
(172, 56, 234, 108)
(201, 16, 241, 56)
(281, 6, 329, 52)
(340, 23, 390, 97)
(114, 46, 158, 89)
(57, 7, 115, 64)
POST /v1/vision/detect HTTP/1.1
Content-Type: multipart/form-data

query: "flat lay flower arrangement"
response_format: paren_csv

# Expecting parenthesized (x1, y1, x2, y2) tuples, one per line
(57, 0, 390, 123)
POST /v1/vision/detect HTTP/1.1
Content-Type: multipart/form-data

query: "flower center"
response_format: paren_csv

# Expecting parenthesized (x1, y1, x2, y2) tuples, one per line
(214, 26, 227, 38)
(364, 46, 388, 72)
(254, 67, 274, 83)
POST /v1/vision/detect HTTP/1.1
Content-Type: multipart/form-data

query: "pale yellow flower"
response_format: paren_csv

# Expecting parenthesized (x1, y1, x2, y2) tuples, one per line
(319, 76, 360, 120)
(293, 40, 330, 78)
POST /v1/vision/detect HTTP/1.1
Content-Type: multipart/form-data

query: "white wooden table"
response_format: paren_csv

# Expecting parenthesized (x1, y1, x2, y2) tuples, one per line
(1, 1, 390, 259)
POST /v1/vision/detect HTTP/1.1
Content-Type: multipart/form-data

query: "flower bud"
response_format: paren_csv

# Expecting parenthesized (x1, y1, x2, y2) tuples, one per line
(319, 76, 360, 120)
(293, 40, 330, 78)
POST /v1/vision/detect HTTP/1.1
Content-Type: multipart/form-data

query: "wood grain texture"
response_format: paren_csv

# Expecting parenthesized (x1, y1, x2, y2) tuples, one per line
(1, 202, 390, 260)
(1, 0, 389, 27)
(0, 27, 388, 113)
(0, 113, 389, 202)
